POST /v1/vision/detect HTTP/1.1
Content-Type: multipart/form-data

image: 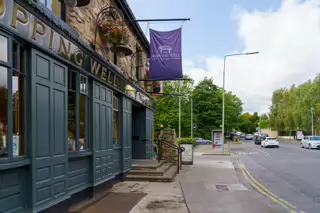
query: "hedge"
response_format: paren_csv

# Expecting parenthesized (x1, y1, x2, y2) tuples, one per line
(177, 138, 197, 146)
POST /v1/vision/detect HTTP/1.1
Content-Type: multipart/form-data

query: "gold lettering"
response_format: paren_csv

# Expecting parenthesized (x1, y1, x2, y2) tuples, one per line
(74, 50, 84, 66)
(0, 0, 4, 16)
(101, 67, 107, 81)
(90, 59, 101, 76)
(58, 37, 72, 59)
(107, 71, 112, 84)
(32, 18, 46, 40)
(49, 29, 54, 49)
(11, 3, 28, 28)
(113, 75, 117, 87)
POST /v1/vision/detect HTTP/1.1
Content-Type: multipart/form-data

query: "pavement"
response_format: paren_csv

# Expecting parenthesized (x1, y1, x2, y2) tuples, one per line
(83, 142, 315, 213)
(179, 144, 281, 213)
(233, 139, 320, 213)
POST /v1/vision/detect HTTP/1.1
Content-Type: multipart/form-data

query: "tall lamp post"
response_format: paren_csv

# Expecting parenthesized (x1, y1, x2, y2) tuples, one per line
(222, 51, 259, 152)
(311, 107, 315, 136)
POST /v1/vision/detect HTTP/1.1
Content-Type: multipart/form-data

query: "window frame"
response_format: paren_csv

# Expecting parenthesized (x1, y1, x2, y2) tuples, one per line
(37, 0, 66, 21)
(0, 32, 28, 163)
(68, 71, 90, 153)
(113, 95, 120, 146)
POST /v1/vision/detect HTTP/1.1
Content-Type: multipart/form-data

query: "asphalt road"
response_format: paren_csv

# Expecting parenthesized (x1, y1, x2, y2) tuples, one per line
(231, 139, 320, 213)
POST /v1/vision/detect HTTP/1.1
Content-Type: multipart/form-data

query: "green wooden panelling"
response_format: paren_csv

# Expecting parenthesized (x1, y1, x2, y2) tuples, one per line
(30, 49, 69, 211)
(0, 167, 27, 213)
(92, 82, 114, 186)
(146, 109, 154, 159)
(122, 97, 132, 171)
(68, 157, 90, 195)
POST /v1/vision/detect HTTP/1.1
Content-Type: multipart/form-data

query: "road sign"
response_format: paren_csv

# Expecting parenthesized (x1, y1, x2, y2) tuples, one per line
(219, 124, 222, 128)
(193, 124, 198, 131)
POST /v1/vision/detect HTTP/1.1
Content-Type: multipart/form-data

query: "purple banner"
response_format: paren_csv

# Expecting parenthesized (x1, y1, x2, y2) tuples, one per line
(149, 28, 183, 80)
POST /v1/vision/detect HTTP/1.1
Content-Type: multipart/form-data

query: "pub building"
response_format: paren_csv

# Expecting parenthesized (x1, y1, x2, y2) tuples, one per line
(0, 0, 156, 212)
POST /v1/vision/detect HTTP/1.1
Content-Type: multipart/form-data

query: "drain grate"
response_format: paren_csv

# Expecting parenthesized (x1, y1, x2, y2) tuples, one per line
(215, 184, 229, 192)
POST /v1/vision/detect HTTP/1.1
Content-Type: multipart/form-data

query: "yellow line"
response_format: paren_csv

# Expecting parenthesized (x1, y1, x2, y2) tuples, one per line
(236, 155, 296, 209)
(236, 157, 289, 210)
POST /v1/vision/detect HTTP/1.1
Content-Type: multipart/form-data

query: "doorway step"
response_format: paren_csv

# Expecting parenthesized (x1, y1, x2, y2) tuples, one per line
(126, 160, 177, 182)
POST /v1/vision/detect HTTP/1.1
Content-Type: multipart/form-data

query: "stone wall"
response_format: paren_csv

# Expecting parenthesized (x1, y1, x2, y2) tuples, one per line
(260, 128, 278, 137)
(160, 129, 178, 163)
(66, 0, 148, 88)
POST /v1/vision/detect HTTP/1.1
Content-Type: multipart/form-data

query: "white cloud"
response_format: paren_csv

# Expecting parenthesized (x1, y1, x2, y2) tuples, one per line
(184, 0, 320, 114)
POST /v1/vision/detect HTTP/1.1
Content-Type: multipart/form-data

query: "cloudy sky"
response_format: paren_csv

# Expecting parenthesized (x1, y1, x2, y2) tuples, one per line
(127, 0, 320, 114)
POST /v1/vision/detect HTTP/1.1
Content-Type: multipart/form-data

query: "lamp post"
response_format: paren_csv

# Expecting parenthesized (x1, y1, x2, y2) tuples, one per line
(312, 107, 315, 136)
(222, 51, 259, 152)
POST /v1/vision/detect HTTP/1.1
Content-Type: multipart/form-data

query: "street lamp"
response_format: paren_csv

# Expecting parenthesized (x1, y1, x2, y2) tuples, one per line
(312, 107, 315, 136)
(221, 51, 259, 152)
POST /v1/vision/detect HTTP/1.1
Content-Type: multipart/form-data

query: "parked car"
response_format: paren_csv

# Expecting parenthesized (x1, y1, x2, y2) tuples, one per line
(245, 134, 254, 140)
(240, 134, 246, 139)
(301, 136, 320, 149)
(261, 133, 269, 137)
(254, 135, 264, 145)
(196, 138, 212, 145)
(261, 137, 279, 148)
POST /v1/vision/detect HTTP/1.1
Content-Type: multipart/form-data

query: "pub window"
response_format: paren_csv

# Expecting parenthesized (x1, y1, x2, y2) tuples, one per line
(113, 96, 120, 145)
(38, 0, 65, 21)
(79, 75, 88, 150)
(0, 36, 26, 158)
(68, 72, 89, 151)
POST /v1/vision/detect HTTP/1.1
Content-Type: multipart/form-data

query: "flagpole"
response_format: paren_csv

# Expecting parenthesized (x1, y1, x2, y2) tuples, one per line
(179, 81, 181, 138)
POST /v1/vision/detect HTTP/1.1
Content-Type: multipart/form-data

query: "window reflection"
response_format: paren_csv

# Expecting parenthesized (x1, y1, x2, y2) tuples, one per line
(12, 72, 24, 157)
(80, 95, 86, 150)
(113, 96, 120, 144)
(0, 36, 8, 62)
(68, 91, 76, 151)
(0, 67, 8, 157)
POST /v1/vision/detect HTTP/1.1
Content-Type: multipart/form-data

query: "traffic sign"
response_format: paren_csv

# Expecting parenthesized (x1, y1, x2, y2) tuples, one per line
(220, 124, 222, 128)
(193, 124, 198, 131)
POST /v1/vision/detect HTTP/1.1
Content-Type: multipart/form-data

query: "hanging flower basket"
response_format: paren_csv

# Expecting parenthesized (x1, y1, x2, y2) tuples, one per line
(97, 19, 131, 46)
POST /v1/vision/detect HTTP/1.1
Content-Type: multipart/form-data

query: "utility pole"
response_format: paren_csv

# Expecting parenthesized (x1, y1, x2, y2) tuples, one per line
(179, 82, 181, 138)
(191, 98, 193, 138)
(312, 107, 315, 136)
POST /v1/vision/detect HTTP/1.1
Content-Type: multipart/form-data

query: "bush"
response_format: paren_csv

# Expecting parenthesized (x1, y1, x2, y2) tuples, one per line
(177, 138, 197, 146)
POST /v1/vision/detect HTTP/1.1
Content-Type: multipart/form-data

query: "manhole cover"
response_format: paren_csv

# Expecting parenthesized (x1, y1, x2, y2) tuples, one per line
(215, 185, 229, 192)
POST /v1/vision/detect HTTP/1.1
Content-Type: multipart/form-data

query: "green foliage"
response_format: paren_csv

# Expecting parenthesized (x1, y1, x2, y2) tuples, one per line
(269, 74, 320, 133)
(238, 112, 261, 133)
(177, 138, 196, 146)
(154, 77, 243, 140)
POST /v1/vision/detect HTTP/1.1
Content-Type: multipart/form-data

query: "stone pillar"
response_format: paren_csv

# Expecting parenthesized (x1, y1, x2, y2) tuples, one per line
(160, 129, 178, 163)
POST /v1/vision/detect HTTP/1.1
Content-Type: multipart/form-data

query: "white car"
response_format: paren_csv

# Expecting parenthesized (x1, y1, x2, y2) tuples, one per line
(301, 136, 320, 149)
(261, 137, 279, 148)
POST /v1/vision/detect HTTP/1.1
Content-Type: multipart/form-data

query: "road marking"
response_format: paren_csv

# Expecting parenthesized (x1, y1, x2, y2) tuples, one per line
(236, 156, 299, 212)
(244, 144, 270, 155)
(238, 151, 259, 155)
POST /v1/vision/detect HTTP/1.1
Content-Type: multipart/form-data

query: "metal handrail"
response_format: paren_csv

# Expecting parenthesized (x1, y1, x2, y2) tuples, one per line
(143, 138, 185, 174)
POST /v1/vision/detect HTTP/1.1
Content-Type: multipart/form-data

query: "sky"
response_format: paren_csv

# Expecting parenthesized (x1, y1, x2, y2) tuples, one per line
(127, 0, 320, 114)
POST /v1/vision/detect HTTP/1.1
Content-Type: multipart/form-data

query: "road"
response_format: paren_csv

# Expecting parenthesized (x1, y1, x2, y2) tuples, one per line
(231, 139, 320, 213)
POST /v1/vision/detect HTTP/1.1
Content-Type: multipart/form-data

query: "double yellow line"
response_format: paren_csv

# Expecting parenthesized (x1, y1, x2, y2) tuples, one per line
(235, 155, 297, 212)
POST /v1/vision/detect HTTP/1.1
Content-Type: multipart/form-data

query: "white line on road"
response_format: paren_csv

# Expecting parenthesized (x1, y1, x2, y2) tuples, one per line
(243, 144, 270, 156)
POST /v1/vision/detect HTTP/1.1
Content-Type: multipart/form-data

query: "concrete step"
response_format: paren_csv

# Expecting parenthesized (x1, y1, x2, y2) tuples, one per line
(131, 160, 166, 170)
(126, 165, 178, 182)
(128, 163, 173, 176)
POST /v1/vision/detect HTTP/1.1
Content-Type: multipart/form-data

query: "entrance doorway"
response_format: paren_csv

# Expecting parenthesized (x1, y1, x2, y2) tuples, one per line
(131, 102, 153, 159)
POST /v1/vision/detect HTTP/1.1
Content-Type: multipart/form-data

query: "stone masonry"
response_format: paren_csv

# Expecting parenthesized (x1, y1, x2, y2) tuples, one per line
(66, 0, 148, 89)
(160, 129, 178, 164)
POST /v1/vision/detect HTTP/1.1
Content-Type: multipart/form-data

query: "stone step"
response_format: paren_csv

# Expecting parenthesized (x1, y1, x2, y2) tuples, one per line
(128, 163, 173, 176)
(131, 160, 166, 170)
(126, 165, 178, 182)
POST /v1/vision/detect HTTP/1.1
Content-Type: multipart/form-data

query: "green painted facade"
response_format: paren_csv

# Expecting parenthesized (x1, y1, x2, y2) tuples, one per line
(0, 0, 155, 212)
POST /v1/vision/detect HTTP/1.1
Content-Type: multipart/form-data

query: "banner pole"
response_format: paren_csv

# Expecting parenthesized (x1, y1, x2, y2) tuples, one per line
(179, 82, 181, 138)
